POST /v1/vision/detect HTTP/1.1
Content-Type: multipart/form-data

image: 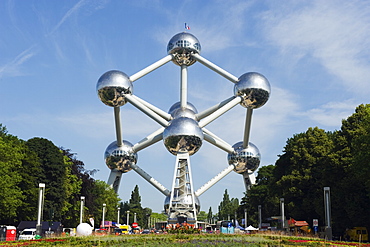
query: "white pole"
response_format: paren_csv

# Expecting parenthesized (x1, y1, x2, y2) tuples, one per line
(180, 65, 188, 108)
(280, 198, 285, 229)
(244, 208, 247, 227)
(126, 211, 130, 225)
(36, 183, 45, 236)
(80, 196, 85, 224)
(134, 213, 137, 223)
(102, 204, 106, 228)
(258, 205, 262, 229)
(117, 207, 120, 225)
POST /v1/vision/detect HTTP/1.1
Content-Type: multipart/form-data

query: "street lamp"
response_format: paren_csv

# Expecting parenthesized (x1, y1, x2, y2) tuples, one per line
(134, 212, 137, 223)
(102, 203, 106, 228)
(126, 210, 130, 225)
(258, 205, 262, 229)
(244, 208, 247, 227)
(117, 207, 120, 225)
(36, 183, 45, 236)
(80, 196, 85, 224)
(280, 198, 285, 229)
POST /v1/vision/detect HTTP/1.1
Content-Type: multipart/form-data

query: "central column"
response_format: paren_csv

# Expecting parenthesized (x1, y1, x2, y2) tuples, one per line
(167, 152, 198, 225)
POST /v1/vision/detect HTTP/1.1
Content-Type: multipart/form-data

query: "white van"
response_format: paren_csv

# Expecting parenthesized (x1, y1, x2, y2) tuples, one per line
(18, 228, 37, 240)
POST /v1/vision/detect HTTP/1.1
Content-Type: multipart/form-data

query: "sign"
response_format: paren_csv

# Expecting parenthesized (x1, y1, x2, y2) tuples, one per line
(132, 222, 138, 228)
(313, 219, 318, 227)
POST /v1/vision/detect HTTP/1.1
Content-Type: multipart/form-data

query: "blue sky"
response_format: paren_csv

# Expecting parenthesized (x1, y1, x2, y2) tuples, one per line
(1, 0, 370, 216)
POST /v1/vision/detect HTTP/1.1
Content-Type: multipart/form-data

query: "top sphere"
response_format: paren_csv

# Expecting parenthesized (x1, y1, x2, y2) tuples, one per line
(167, 32, 201, 66)
(234, 72, 271, 109)
(97, 70, 133, 107)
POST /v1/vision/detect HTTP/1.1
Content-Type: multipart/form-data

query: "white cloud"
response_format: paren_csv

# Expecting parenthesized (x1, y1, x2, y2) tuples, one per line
(262, 0, 370, 95)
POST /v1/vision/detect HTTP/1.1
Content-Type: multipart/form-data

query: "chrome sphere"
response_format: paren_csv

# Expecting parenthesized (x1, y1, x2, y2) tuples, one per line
(163, 117, 203, 155)
(228, 141, 261, 173)
(234, 72, 270, 109)
(167, 32, 201, 66)
(104, 140, 137, 173)
(97, 70, 133, 107)
(168, 102, 198, 116)
(168, 102, 198, 120)
(164, 191, 200, 213)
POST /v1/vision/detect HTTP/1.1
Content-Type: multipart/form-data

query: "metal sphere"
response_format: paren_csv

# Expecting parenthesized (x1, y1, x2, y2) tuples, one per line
(163, 117, 203, 155)
(234, 72, 271, 109)
(97, 70, 133, 107)
(168, 102, 198, 120)
(164, 191, 200, 213)
(167, 32, 201, 66)
(104, 140, 137, 173)
(168, 102, 198, 116)
(228, 141, 261, 173)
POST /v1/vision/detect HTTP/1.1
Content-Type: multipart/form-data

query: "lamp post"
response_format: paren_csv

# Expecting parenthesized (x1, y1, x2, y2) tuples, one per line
(244, 208, 247, 227)
(126, 210, 130, 225)
(117, 207, 120, 225)
(36, 183, 45, 236)
(80, 196, 85, 224)
(102, 203, 106, 228)
(324, 187, 332, 240)
(258, 205, 262, 229)
(134, 212, 137, 223)
(280, 198, 285, 230)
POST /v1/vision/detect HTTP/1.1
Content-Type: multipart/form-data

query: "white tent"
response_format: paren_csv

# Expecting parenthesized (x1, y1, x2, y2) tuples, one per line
(245, 225, 259, 231)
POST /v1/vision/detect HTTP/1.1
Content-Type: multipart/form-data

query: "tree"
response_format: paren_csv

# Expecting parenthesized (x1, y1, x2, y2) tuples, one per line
(26, 138, 69, 221)
(218, 189, 239, 221)
(207, 207, 213, 223)
(0, 125, 25, 224)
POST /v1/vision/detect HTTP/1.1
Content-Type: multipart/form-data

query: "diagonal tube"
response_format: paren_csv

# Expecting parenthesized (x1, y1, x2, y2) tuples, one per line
(243, 108, 253, 148)
(195, 165, 235, 197)
(203, 128, 234, 153)
(132, 127, 164, 153)
(125, 94, 168, 127)
(131, 163, 170, 196)
(131, 95, 172, 121)
(196, 96, 236, 120)
(199, 96, 242, 128)
(192, 53, 239, 83)
(129, 55, 173, 82)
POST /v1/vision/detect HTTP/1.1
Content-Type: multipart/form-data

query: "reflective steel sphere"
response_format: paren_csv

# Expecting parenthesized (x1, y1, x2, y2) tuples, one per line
(97, 70, 133, 107)
(234, 72, 270, 109)
(168, 102, 198, 120)
(168, 102, 198, 116)
(228, 141, 261, 173)
(167, 32, 201, 66)
(164, 190, 200, 213)
(163, 117, 203, 155)
(105, 140, 137, 173)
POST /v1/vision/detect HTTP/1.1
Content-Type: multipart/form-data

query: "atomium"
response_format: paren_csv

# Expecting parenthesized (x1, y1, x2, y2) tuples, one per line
(96, 31, 271, 226)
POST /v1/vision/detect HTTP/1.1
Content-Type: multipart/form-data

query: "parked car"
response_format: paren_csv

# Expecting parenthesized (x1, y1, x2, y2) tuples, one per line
(18, 228, 37, 240)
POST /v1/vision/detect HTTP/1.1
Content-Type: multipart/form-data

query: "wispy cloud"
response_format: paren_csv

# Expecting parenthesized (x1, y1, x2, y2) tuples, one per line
(47, 0, 87, 36)
(0, 45, 37, 79)
(261, 0, 370, 95)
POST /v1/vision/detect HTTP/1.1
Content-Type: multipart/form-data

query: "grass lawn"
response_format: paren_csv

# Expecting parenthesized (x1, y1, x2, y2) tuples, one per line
(1, 233, 369, 246)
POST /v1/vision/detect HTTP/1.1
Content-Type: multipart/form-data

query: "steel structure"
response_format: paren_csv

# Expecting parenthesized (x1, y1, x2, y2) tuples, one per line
(96, 32, 271, 225)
